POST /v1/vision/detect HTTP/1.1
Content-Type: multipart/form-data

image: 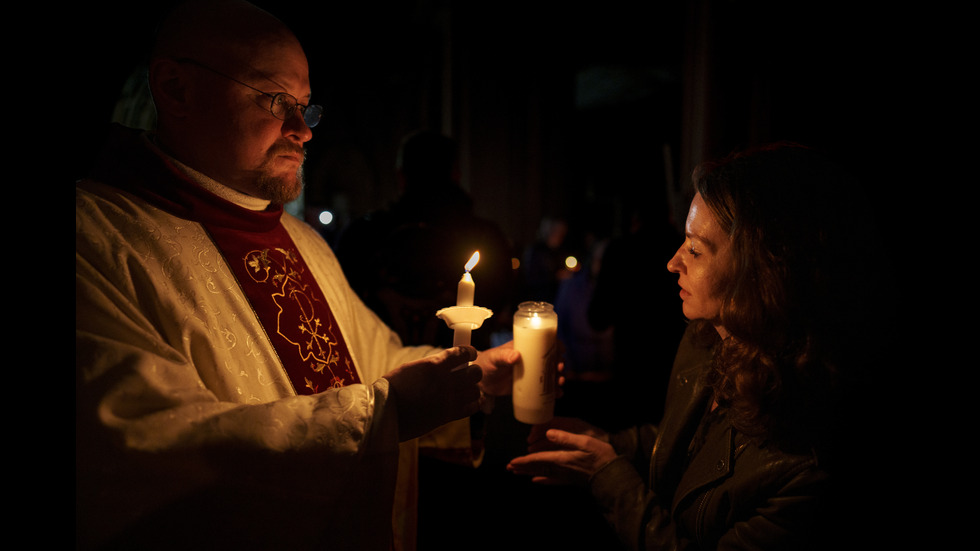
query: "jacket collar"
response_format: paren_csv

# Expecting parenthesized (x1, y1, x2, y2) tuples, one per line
(672, 410, 736, 512)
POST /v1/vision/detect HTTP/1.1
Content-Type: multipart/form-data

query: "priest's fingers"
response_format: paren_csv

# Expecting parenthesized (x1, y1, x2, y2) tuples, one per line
(384, 346, 481, 441)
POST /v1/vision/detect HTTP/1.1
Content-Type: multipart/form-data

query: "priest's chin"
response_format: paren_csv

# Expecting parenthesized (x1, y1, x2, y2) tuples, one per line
(258, 167, 305, 206)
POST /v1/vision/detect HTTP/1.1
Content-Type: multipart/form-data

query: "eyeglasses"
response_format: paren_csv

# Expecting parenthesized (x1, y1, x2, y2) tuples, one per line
(177, 58, 323, 128)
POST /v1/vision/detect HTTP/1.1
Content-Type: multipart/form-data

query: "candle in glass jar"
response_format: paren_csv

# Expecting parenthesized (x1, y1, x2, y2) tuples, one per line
(512, 301, 558, 424)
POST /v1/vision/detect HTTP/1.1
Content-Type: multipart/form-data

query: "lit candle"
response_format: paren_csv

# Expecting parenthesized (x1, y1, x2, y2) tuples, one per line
(512, 301, 558, 424)
(457, 273, 474, 307)
(453, 252, 480, 346)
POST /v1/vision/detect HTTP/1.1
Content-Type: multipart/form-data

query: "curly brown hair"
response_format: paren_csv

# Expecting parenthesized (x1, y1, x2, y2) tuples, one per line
(690, 143, 873, 450)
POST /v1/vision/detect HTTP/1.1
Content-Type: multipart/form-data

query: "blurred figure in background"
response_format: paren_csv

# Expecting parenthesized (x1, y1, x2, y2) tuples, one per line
(553, 238, 618, 428)
(519, 216, 571, 305)
(334, 129, 520, 548)
(336, 129, 515, 350)
(588, 202, 685, 429)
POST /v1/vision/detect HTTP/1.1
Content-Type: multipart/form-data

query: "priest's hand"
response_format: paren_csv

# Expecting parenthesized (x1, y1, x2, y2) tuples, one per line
(473, 342, 565, 419)
(474, 341, 566, 397)
(383, 346, 482, 441)
(473, 341, 519, 397)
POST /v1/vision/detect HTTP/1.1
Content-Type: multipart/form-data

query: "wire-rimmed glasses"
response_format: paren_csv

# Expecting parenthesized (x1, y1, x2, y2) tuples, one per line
(177, 58, 323, 128)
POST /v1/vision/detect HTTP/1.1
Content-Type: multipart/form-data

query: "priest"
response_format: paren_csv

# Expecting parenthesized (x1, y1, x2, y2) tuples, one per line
(75, 2, 518, 549)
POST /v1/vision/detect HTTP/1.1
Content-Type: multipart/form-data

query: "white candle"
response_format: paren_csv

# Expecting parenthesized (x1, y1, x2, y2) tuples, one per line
(457, 272, 474, 307)
(512, 302, 558, 424)
(453, 252, 480, 346)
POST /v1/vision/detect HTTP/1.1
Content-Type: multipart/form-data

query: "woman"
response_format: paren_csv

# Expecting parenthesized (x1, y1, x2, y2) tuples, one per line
(507, 143, 880, 549)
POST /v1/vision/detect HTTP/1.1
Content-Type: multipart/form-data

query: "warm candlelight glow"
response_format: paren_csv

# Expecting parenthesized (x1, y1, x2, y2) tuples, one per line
(465, 251, 480, 272)
(512, 302, 558, 424)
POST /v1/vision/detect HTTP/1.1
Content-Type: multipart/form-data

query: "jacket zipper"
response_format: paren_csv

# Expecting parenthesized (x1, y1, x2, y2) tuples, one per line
(694, 487, 714, 547)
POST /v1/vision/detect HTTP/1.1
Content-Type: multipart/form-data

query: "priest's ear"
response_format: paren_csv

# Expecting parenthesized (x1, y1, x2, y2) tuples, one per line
(147, 57, 193, 121)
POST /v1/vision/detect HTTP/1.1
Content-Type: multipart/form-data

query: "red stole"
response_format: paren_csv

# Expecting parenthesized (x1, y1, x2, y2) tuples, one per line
(206, 222, 361, 393)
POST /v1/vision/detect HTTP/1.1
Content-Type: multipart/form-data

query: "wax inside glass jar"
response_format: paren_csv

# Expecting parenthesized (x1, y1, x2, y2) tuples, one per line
(512, 302, 558, 424)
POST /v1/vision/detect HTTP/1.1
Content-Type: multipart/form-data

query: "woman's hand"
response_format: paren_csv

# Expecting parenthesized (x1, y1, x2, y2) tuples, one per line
(507, 417, 618, 485)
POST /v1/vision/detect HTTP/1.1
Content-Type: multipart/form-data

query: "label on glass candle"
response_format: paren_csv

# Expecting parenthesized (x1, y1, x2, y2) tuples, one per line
(512, 301, 558, 424)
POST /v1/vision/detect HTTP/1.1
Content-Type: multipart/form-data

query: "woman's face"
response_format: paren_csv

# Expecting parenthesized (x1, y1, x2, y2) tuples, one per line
(667, 192, 734, 336)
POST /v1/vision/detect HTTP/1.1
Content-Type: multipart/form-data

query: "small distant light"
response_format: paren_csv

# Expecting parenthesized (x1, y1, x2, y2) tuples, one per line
(318, 210, 334, 225)
(565, 256, 579, 270)
(511, 257, 521, 270)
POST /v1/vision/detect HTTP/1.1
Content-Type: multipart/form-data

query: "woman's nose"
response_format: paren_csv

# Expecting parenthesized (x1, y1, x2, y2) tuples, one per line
(666, 247, 682, 274)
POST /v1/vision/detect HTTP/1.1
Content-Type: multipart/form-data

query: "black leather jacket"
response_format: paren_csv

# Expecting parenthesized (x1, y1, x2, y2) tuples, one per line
(589, 326, 832, 550)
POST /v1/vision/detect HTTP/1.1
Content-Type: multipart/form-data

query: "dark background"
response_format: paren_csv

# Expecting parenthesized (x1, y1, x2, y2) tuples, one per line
(73, 0, 918, 258)
(73, 1, 939, 548)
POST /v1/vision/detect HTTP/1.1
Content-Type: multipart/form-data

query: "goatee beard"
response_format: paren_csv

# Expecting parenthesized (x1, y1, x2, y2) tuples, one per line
(257, 145, 307, 205)
(257, 165, 305, 205)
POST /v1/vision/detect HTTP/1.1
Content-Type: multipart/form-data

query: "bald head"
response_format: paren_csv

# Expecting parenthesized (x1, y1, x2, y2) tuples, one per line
(152, 0, 304, 72)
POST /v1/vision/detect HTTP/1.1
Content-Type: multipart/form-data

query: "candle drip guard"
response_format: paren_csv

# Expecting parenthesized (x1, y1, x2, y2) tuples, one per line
(435, 306, 493, 331)
(436, 305, 495, 414)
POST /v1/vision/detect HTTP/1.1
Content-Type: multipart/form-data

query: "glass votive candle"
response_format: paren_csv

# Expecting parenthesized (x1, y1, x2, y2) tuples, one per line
(512, 301, 558, 424)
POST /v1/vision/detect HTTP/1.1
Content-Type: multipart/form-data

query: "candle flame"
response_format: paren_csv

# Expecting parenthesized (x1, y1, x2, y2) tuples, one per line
(465, 251, 480, 272)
